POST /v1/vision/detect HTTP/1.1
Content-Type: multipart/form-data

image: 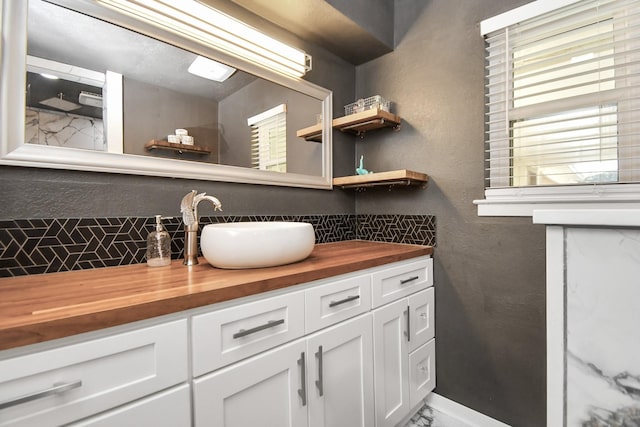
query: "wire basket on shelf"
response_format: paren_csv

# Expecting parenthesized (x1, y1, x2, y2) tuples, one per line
(344, 95, 391, 116)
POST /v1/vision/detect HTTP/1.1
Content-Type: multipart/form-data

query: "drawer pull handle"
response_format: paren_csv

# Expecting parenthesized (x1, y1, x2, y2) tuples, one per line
(315, 345, 324, 397)
(328, 295, 360, 308)
(233, 319, 285, 339)
(298, 352, 307, 406)
(0, 380, 82, 410)
(400, 275, 420, 285)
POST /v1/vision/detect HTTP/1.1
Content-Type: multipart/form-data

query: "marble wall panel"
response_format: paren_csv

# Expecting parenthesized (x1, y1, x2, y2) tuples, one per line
(565, 227, 640, 426)
(25, 108, 105, 151)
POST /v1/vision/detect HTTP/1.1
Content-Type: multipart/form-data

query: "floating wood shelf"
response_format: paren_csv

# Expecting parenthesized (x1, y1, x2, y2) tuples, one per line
(144, 139, 211, 155)
(333, 169, 428, 190)
(332, 108, 401, 136)
(296, 123, 323, 142)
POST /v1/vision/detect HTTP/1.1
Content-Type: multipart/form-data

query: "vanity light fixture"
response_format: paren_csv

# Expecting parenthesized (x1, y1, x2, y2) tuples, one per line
(188, 55, 236, 82)
(97, 0, 312, 78)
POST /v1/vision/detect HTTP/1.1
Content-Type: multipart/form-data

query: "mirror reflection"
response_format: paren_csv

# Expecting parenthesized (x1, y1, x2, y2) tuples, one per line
(26, 65, 105, 152)
(26, 0, 324, 176)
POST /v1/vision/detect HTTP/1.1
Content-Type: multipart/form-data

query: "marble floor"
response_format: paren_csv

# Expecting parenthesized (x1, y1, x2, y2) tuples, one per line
(404, 403, 474, 427)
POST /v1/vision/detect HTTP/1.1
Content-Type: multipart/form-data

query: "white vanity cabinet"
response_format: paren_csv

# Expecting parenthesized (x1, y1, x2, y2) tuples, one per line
(0, 320, 189, 427)
(191, 273, 375, 427)
(193, 313, 374, 427)
(372, 260, 436, 427)
(192, 256, 433, 427)
(0, 254, 433, 427)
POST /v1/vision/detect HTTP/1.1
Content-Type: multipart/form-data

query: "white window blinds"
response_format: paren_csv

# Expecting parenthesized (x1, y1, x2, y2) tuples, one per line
(247, 104, 287, 172)
(485, 0, 640, 188)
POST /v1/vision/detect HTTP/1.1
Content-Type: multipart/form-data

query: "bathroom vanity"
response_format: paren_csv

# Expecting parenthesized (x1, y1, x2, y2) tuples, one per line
(0, 241, 434, 427)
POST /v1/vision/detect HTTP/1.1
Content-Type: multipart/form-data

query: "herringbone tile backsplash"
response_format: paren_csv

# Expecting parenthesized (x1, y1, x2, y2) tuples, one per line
(0, 215, 435, 277)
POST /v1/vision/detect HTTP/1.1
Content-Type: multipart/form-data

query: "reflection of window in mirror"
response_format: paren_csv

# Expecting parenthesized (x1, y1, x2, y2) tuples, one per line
(248, 104, 287, 173)
(25, 57, 105, 151)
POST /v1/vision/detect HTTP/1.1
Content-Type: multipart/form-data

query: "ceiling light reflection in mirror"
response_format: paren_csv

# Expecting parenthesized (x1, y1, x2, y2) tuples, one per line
(189, 56, 236, 82)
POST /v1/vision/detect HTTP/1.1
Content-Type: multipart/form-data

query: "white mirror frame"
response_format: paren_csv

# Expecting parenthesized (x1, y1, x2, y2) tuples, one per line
(0, 0, 333, 189)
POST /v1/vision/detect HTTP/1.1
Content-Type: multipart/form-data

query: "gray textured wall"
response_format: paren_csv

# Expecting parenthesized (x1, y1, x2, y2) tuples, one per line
(0, 14, 356, 220)
(355, 0, 546, 425)
(1, 1, 549, 425)
(326, 0, 394, 48)
(123, 78, 220, 163)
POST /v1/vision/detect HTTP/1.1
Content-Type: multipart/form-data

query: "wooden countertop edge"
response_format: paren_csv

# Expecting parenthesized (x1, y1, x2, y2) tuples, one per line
(0, 241, 432, 351)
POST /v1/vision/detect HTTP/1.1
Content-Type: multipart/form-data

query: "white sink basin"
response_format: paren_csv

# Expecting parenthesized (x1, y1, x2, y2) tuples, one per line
(200, 222, 315, 269)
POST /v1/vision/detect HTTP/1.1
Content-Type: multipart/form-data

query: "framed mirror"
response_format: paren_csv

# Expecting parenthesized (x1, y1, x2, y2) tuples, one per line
(0, 0, 333, 189)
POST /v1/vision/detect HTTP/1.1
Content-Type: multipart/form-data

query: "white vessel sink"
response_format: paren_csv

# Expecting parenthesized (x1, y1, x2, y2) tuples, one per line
(200, 222, 315, 269)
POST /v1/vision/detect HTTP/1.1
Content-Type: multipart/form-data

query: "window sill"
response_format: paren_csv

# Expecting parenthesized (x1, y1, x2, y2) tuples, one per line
(474, 184, 640, 217)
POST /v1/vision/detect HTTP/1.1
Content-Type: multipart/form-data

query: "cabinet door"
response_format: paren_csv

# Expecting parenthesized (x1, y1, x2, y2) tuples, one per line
(408, 339, 436, 409)
(306, 313, 374, 427)
(372, 298, 410, 427)
(193, 339, 307, 427)
(408, 287, 435, 352)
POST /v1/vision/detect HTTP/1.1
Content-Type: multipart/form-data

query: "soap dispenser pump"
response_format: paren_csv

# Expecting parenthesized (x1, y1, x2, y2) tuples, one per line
(147, 215, 172, 267)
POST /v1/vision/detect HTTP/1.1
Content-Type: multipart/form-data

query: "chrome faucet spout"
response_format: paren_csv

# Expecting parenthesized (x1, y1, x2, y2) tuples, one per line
(193, 194, 222, 221)
(182, 191, 222, 266)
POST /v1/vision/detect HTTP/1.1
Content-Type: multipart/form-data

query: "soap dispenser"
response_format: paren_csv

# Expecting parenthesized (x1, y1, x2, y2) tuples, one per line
(147, 215, 172, 267)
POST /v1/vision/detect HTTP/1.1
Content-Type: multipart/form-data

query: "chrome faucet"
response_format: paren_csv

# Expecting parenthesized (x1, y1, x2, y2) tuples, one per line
(180, 190, 222, 266)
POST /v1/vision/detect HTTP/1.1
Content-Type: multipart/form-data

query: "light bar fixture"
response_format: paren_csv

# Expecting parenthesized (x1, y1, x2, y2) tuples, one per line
(97, 0, 312, 78)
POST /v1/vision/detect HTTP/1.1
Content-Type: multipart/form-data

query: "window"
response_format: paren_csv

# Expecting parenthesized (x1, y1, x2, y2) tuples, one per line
(478, 0, 640, 216)
(247, 104, 287, 172)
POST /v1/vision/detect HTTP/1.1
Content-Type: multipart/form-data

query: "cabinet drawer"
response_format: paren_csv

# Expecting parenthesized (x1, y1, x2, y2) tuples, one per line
(68, 384, 190, 427)
(408, 338, 436, 409)
(192, 290, 305, 376)
(305, 274, 371, 333)
(371, 258, 433, 308)
(408, 287, 435, 352)
(0, 320, 188, 427)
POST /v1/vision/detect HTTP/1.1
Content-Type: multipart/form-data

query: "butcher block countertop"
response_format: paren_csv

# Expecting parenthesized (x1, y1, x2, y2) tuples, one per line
(0, 240, 432, 351)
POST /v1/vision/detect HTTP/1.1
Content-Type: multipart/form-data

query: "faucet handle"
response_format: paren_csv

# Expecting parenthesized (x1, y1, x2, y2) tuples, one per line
(180, 190, 198, 226)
